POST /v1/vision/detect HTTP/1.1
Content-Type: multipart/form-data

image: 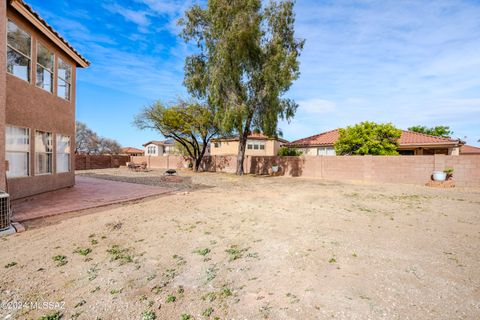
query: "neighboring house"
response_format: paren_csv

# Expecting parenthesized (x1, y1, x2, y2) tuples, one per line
(287, 129, 465, 156)
(143, 139, 178, 156)
(210, 133, 288, 156)
(120, 147, 144, 157)
(459, 145, 480, 155)
(1, 0, 89, 199)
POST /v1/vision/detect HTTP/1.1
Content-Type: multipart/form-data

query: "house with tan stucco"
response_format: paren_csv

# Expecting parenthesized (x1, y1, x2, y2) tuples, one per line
(287, 129, 466, 156)
(1, 0, 89, 200)
(210, 133, 288, 156)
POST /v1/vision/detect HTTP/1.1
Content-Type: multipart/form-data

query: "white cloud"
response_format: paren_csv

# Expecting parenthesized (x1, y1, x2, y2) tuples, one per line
(298, 99, 336, 114)
(106, 3, 151, 28)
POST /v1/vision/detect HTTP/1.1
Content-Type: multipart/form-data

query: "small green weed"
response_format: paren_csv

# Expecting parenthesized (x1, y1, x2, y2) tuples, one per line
(52, 255, 68, 267)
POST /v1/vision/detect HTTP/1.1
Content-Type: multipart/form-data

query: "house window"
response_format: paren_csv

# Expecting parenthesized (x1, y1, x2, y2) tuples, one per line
(247, 141, 265, 151)
(147, 146, 156, 155)
(6, 126, 30, 178)
(36, 42, 54, 92)
(35, 131, 53, 175)
(57, 58, 72, 100)
(317, 147, 336, 156)
(56, 135, 70, 173)
(7, 20, 31, 82)
(214, 142, 221, 148)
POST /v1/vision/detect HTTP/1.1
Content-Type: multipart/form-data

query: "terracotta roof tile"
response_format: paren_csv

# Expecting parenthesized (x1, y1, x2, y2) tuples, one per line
(460, 145, 480, 154)
(287, 129, 461, 147)
(121, 147, 144, 154)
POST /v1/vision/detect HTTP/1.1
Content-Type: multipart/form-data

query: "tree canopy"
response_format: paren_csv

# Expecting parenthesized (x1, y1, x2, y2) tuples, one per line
(334, 122, 402, 155)
(134, 100, 219, 171)
(277, 147, 302, 156)
(179, 0, 304, 174)
(75, 121, 121, 155)
(407, 125, 453, 138)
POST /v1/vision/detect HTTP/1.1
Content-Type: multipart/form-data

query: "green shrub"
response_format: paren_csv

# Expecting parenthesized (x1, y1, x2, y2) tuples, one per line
(277, 147, 302, 156)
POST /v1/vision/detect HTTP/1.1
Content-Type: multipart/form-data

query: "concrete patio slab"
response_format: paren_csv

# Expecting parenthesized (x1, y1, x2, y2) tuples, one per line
(11, 176, 173, 222)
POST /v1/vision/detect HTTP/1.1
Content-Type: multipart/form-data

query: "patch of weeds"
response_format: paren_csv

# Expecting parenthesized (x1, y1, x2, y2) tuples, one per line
(110, 288, 123, 295)
(225, 245, 248, 261)
(206, 266, 218, 282)
(141, 310, 156, 320)
(220, 285, 233, 298)
(74, 300, 86, 308)
(74, 247, 92, 256)
(246, 252, 259, 259)
(107, 245, 133, 264)
(166, 295, 176, 303)
(352, 252, 357, 258)
(37, 311, 62, 320)
(151, 284, 165, 294)
(286, 292, 300, 304)
(87, 265, 99, 281)
(202, 292, 217, 302)
(259, 303, 271, 319)
(177, 286, 185, 295)
(163, 268, 177, 280)
(139, 295, 148, 302)
(91, 239, 99, 245)
(52, 255, 68, 267)
(4, 261, 17, 268)
(146, 274, 156, 281)
(173, 255, 187, 266)
(202, 307, 214, 317)
(328, 256, 337, 263)
(71, 312, 81, 319)
(106, 222, 123, 231)
(91, 286, 100, 293)
(194, 248, 211, 256)
(180, 314, 193, 320)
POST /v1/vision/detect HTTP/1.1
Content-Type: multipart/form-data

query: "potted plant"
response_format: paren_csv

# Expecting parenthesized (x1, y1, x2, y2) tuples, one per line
(432, 170, 446, 181)
(444, 168, 454, 180)
(271, 162, 279, 173)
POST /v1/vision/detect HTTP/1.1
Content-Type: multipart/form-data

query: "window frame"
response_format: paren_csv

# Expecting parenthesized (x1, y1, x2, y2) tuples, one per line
(6, 19, 32, 83)
(57, 57, 72, 101)
(56, 134, 71, 173)
(35, 130, 53, 175)
(5, 125, 30, 178)
(36, 41, 54, 93)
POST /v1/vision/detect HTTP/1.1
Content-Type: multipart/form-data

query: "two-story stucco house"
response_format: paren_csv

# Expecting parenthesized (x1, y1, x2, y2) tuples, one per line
(210, 133, 288, 156)
(1, 0, 89, 199)
(143, 139, 179, 156)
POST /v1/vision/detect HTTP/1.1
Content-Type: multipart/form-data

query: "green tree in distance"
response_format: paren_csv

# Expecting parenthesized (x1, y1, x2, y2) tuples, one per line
(179, 0, 304, 175)
(134, 100, 219, 171)
(334, 122, 402, 155)
(407, 125, 453, 138)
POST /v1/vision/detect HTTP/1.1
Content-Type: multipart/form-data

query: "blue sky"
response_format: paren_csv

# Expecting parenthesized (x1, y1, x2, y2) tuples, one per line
(28, 0, 480, 148)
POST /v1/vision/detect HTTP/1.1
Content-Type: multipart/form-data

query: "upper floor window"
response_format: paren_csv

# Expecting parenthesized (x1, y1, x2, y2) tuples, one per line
(6, 20, 31, 82)
(6, 126, 30, 178)
(57, 58, 72, 100)
(36, 43, 54, 92)
(147, 145, 156, 155)
(247, 141, 265, 150)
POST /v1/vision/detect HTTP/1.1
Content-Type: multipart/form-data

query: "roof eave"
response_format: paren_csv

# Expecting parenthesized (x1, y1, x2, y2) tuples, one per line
(10, 0, 90, 68)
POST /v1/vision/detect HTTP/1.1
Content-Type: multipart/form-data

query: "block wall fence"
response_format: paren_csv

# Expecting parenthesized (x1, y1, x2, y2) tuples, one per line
(75, 154, 130, 170)
(130, 154, 480, 187)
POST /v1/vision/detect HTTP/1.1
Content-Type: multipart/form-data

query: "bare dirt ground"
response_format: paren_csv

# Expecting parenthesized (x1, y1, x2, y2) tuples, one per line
(1, 169, 480, 320)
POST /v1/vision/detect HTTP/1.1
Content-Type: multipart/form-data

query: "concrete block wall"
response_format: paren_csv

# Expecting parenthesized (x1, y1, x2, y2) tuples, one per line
(130, 154, 480, 187)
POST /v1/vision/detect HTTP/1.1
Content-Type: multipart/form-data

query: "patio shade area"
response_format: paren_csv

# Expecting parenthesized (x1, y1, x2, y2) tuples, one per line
(11, 176, 172, 222)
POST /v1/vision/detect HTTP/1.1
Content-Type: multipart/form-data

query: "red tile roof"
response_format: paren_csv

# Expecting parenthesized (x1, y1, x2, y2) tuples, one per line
(460, 145, 480, 154)
(287, 129, 461, 147)
(121, 147, 144, 154)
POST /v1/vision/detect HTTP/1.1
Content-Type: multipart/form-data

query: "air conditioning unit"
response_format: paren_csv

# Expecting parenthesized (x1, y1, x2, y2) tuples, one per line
(0, 192, 11, 231)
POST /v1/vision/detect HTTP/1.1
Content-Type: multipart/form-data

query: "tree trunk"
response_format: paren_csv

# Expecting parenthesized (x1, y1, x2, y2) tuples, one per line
(236, 128, 250, 175)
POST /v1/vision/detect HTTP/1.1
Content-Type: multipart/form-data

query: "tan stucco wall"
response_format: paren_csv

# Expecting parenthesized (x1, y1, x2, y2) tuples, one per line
(5, 8, 78, 199)
(0, 0, 7, 192)
(211, 139, 281, 156)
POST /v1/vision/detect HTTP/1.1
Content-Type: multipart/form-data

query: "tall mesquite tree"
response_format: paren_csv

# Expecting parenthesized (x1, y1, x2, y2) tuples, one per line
(180, 0, 304, 175)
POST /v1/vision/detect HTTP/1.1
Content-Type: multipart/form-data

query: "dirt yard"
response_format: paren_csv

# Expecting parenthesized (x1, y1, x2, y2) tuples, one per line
(1, 169, 479, 320)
